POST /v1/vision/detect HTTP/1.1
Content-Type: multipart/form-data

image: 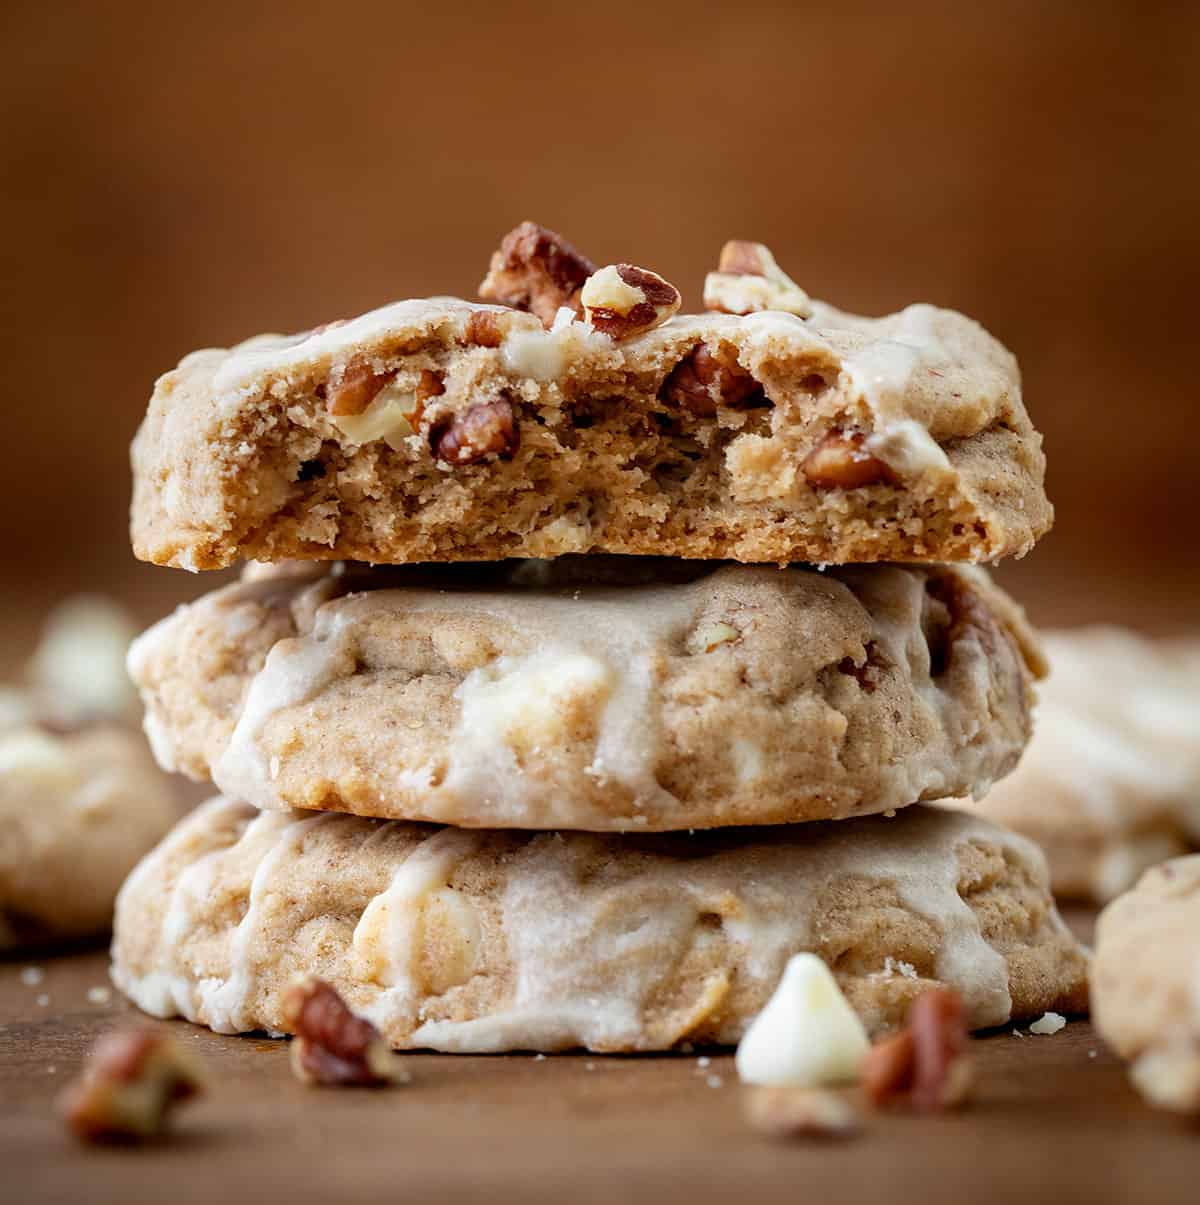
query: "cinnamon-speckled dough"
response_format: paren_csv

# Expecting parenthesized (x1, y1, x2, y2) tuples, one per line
(129, 558, 1042, 831)
(111, 799, 1088, 1053)
(963, 629, 1200, 901)
(1092, 857, 1200, 1112)
(130, 295, 1051, 571)
(0, 725, 178, 948)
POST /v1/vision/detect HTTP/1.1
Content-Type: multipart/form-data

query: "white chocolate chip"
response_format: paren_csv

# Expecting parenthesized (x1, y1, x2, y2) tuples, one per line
(329, 380, 419, 450)
(580, 265, 646, 313)
(735, 953, 869, 1087)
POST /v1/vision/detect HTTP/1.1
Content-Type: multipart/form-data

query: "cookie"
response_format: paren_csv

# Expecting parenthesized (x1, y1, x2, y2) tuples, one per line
(111, 799, 1087, 1053)
(129, 558, 1042, 831)
(1092, 857, 1200, 1112)
(962, 628, 1200, 901)
(0, 724, 178, 948)
(130, 228, 1050, 571)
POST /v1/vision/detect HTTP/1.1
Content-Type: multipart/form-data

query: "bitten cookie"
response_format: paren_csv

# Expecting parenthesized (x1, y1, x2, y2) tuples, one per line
(111, 799, 1088, 1053)
(130, 226, 1050, 571)
(963, 628, 1200, 901)
(129, 558, 1042, 831)
(0, 725, 178, 948)
(1092, 857, 1200, 1112)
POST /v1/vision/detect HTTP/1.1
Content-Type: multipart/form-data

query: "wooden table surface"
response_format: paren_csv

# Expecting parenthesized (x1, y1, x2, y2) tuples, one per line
(3, 921, 1197, 1205)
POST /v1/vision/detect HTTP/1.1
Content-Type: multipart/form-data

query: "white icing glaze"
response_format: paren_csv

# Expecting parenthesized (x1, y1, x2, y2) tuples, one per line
(210, 582, 703, 824)
(866, 419, 953, 477)
(353, 826, 486, 1000)
(114, 804, 1051, 1050)
(211, 298, 490, 397)
(135, 562, 1021, 831)
(414, 809, 1017, 1050)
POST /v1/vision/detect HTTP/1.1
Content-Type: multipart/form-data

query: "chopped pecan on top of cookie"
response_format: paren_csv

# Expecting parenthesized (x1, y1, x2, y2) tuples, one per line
(703, 239, 813, 317)
(478, 220, 597, 328)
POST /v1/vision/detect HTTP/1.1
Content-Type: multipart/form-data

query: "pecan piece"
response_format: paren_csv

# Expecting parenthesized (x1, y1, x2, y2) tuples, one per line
(862, 988, 973, 1112)
(415, 368, 446, 406)
(922, 572, 996, 676)
(281, 978, 408, 1087)
(803, 431, 896, 490)
(581, 264, 681, 340)
(463, 310, 505, 348)
(326, 356, 397, 417)
(744, 1086, 861, 1140)
(478, 220, 597, 328)
(704, 240, 813, 317)
(430, 396, 520, 465)
(660, 343, 765, 416)
(60, 1026, 207, 1142)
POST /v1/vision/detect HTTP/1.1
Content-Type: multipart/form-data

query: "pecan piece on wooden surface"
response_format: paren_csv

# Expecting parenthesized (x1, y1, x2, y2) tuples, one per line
(281, 978, 408, 1088)
(60, 1027, 207, 1142)
(862, 988, 973, 1112)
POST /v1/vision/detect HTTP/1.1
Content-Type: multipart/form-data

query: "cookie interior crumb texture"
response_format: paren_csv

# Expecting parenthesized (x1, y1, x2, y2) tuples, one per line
(111, 800, 1088, 1054)
(128, 558, 1042, 830)
(130, 277, 1051, 571)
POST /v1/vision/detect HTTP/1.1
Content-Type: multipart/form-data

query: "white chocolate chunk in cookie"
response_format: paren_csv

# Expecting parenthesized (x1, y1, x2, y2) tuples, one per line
(329, 380, 419, 450)
(454, 650, 614, 761)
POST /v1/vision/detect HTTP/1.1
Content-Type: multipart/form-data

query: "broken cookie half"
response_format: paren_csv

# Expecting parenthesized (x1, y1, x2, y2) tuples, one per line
(131, 221, 1051, 571)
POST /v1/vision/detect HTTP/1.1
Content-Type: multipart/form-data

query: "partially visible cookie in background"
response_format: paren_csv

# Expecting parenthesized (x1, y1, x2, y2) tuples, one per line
(960, 628, 1200, 901)
(0, 598, 178, 949)
(1092, 856, 1200, 1113)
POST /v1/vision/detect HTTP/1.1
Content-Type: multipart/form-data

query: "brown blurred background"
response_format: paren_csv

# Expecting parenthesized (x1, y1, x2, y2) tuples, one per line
(3, 0, 1198, 651)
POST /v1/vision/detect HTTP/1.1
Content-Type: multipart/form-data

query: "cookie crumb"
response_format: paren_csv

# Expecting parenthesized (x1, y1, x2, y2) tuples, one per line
(20, 967, 44, 987)
(87, 986, 112, 1006)
(534, 1053, 546, 1062)
(697, 1056, 712, 1069)
(872, 956, 918, 980)
(1028, 1012, 1066, 1036)
(707, 1074, 724, 1089)
(36, 994, 50, 1008)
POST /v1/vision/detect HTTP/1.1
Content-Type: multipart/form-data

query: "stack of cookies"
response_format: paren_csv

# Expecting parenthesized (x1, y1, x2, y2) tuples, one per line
(112, 223, 1087, 1052)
